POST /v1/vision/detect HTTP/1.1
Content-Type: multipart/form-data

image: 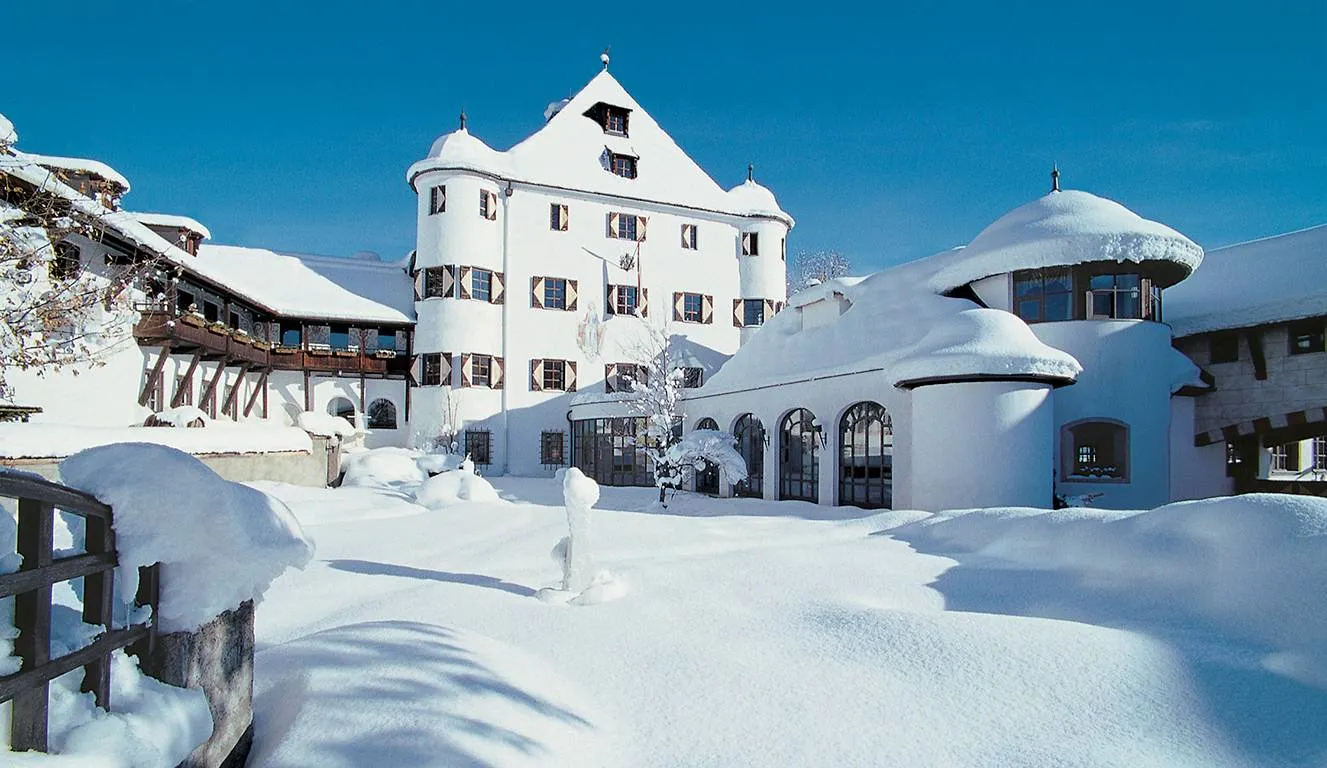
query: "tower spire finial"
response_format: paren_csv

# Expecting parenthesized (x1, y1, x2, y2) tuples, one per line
(601, 47, 611, 70)
(459, 109, 467, 131)
(747, 163, 754, 182)
(1051, 162, 1060, 193)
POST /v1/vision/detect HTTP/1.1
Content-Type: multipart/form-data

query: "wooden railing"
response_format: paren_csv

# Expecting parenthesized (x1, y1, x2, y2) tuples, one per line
(0, 472, 159, 753)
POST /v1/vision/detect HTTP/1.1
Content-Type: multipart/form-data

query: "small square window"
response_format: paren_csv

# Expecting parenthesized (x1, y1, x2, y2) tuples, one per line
(424, 267, 449, 298)
(429, 185, 446, 215)
(1288, 319, 1325, 355)
(541, 431, 566, 466)
(616, 285, 639, 316)
(543, 359, 566, 391)
(681, 224, 698, 250)
(683, 293, 703, 323)
(606, 110, 628, 135)
(422, 353, 444, 386)
(610, 153, 637, 179)
(464, 430, 491, 465)
(479, 190, 496, 220)
(680, 367, 704, 388)
(618, 215, 638, 240)
(743, 299, 765, 327)
(550, 203, 569, 231)
(544, 278, 567, 310)
(1209, 332, 1239, 364)
(741, 232, 759, 256)
(471, 354, 492, 387)
(471, 269, 492, 302)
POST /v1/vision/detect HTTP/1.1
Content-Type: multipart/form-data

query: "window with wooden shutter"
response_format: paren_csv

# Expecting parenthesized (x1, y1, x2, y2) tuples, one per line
(530, 359, 544, 391)
(607, 212, 620, 239)
(605, 285, 618, 316)
(681, 223, 697, 249)
(741, 232, 759, 256)
(492, 356, 505, 389)
(640, 288, 649, 317)
(733, 299, 743, 327)
(566, 360, 577, 392)
(441, 353, 452, 385)
(479, 190, 497, 220)
(604, 363, 619, 393)
(672, 292, 684, 322)
(458, 266, 472, 300)
(764, 299, 777, 320)
(491, 272, 505, 304)
(470, 268, 492, 302)
(412, 268, 424, 301)
(702, 295, 714, 324)
(551, 203, 569, 231)
(429, 185, 446, 215)
(459, 354, 472, 388)
(781, 237, 786, 262)
(531, 276, 546, 309)
(421, 353, 442, 386)
(567, 279, 579, 312)
(636, 216, 648, 242)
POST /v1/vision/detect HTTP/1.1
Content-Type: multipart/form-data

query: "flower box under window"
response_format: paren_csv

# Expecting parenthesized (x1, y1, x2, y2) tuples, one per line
(374, 349, 397, 359)
(180, 313, 206, 328)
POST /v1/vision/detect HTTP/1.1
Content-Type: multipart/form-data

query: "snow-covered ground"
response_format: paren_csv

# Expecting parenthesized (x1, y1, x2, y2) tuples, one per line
(249, 478, 1327, 767)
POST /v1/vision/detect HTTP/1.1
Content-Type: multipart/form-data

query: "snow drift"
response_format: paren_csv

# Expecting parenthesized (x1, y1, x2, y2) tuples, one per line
(60, 443, 314, 633)
(887, 494, 1327, 688)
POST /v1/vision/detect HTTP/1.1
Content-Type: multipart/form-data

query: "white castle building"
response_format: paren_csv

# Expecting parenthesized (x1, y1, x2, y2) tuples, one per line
(405, 65, 791, 476)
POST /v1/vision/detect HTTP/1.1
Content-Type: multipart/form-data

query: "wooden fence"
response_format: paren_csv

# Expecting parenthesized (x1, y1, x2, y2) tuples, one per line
(0, 472, 159, 753)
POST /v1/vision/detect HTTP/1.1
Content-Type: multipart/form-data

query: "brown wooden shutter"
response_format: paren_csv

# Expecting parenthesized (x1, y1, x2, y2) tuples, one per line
(459, 354, 472, 387)
(486, 191, 498, 220)
(492, 271, 505, 304)
(567, 279, 579, 312)
(640, 288, 649, 317)
(441, 353, 452, 386)
(765, 299, 777, 320)
(408, 355, 421, 386)
(412, 268, 424, 301)
(530, 359, 544, 391)
(607, 212, 619, 238)
(605, 285, 618, 315)
(636, 216, 648, 242)
(604, 363, 617, 393)
(566, 360, 577, 392)
(681, 224, 690, 248)
(559, 204, 569, 231)
(492, 357, 504, 389)
(458, 266, 472, 300)
(531, 276, 545, 308)
(733, 299, 744, 327)
(741, 233, 753, 256)
(441, 265, 456, 298)
(673, 292, 684, 322)
(702, 295, 714, 324)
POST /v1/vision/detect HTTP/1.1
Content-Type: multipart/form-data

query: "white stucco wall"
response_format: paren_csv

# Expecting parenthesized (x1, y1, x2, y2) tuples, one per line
(1034, 320, 1176, 509)
(1168, 395, 1233, 500)
(906, 381, 1054, 510)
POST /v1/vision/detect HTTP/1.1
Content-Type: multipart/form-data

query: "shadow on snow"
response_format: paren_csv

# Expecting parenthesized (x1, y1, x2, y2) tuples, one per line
(325, 559, 536, 598)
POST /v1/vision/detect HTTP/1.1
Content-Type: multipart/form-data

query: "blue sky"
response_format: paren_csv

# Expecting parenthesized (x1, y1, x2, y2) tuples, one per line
(5, 1, 1323, 272)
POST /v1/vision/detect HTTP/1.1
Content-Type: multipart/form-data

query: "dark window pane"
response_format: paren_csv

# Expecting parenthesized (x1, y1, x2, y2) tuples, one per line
(1043, 293, 1072, 321)
(1090, 274, 1116, 290)
(1117, 289, 1141, 319)
(1091, 292, 1115, 318)
(1017, 300, 1042, 322)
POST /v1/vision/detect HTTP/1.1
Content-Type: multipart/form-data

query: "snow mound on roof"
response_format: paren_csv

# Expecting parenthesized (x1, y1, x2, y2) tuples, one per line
(129, 211, 212, 240)
(925, 190, 1203, 293)
(0, 112, 15, 147)
(1165, 223, 1327, 337)
(60, 443, 313, 633)
(27, 153, 131, 191)
(888, 493, 1327, 689)
(296, 411, 357, 439)
(726, 179, 794, 225)
(705, 264, 1081, 395)
(412, 128, 511, 178)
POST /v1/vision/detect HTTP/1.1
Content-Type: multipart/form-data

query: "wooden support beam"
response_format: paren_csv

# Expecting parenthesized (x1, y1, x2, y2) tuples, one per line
(197, 367, 223, 414)
(243, 370, 269, 418)
(170, 352, 202, 408)
(221, 363, 252, 416)
(1247, 329, 1268, 381)
(11, 498, 54, 752)
(303, 369, 312, 412)
(359, 374, 367, 415)
(137, 345, 172, 407)
(80, 516, 115, 708)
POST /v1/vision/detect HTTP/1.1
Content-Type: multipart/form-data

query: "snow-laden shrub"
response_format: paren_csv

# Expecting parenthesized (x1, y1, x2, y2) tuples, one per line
(665, 429, 748, 484)
(414, 470, 499, 509)
(60, 443, 313, 633)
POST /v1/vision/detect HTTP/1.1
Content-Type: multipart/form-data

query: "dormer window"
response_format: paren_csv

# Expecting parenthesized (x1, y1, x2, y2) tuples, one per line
(610, 152, 637, 179)
(584, 102, 631, 136)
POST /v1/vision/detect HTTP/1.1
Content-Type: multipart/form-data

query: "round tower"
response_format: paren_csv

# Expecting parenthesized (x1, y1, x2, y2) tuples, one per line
(728, 170, 794, 345)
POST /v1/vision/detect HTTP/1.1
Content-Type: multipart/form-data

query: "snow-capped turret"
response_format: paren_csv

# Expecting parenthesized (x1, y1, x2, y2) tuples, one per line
(409, 126, 510, 181)
(730, 171, 792, 344)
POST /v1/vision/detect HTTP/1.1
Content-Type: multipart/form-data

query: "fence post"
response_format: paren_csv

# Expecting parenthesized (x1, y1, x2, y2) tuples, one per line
(11, 498, 54, 752)
(80, 514, 115, 707)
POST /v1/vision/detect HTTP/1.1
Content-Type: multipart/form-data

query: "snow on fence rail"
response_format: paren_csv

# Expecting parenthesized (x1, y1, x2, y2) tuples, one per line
(0, 472, 160, 753)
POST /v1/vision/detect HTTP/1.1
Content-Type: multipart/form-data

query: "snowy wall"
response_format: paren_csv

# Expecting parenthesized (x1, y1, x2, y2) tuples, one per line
(906, 381, 1054, 510)
(1168, 395, 1233, 501)
(1034, 320, 1176, 509)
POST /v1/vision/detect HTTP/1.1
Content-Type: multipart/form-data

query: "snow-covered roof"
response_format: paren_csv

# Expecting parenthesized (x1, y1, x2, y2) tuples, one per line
(1165, 223, 1327, 338)
(408, 71, 792, 225)
(0, 112, 15, 148)
(702, 256, 1083, 396)
(925, 190, 1203, 293)
(130, 211, 212, 240)
(193, 244, 414, 324)
(0, 152, 410, 325)
(25, 152, 131, 191)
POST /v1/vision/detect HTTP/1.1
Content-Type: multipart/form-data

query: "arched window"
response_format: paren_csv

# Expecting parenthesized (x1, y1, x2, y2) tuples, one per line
(838, 402, 893, 509)
(367, 398, 398, 430)
(693, 418, 721, 495)
(733, 414, 765, 498)
(1062, 419, 1129, 481)
(327, 396, 356, 426)
(779, 409, 819, 502)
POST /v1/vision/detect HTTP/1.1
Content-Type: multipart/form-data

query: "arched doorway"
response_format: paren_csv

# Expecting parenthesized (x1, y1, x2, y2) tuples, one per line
(733, 414, 765, 498)
(838, 401, 893, 508)
(779, 408, 819, 502)
(694, 417, 720, 495)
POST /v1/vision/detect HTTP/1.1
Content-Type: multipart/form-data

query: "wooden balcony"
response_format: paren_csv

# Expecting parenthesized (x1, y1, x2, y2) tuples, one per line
(134, 310, 408, 377)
